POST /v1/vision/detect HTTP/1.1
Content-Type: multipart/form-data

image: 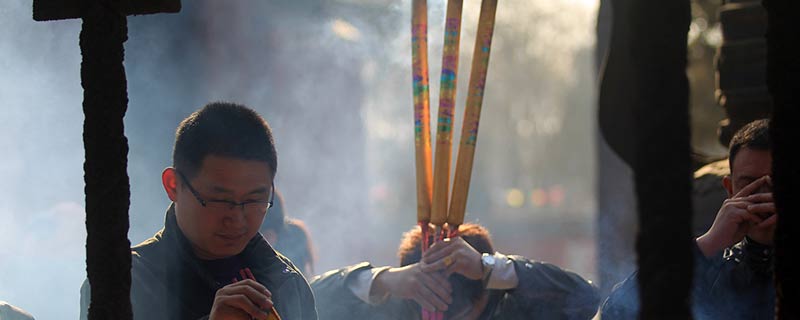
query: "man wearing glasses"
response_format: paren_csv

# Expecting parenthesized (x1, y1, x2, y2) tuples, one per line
(80, 102, 317, 320)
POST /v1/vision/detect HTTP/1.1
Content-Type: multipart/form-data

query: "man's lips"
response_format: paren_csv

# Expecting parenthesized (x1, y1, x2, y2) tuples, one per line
(216, 232, 247, 241)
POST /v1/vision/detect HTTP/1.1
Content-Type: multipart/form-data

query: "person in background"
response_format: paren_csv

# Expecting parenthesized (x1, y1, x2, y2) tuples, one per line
(260, 188, 317, 276)
(311, 223, 599, 320)
(602, 119, 776, 319)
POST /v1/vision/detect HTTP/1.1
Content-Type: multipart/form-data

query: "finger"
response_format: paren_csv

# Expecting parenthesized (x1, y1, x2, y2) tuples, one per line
(424, 242, 457, 263)
(757, 214, 778, 228)
(420, 272, 452, 303)
(735, 211, 764, 226)
(734, 176, 769, 198)
(234, 279, 272, 297)
(218, 294, 271, 320)
(222, 282, 272, 309)
(745, 193, 774, 204)
(420, 259, 448, 273)
(415, 285, 449, 311)
(722, 199, 750, 208)
(747, 202, 776, 216)
(428, 271, 452, 294)
(445, 263, 459, 277)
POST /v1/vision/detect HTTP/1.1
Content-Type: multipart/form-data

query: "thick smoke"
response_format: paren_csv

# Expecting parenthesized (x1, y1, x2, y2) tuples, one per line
(0, 0, 599, 318)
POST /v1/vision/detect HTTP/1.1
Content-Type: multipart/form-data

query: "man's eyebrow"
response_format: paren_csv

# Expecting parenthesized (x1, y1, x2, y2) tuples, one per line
(210, 186, 233, 194)
(208, 186, 269, 196)
(246, 187, 269, 195)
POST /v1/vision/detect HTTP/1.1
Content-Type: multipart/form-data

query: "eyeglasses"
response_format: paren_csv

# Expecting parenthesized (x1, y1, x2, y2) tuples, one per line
(176, 170, 274, 215)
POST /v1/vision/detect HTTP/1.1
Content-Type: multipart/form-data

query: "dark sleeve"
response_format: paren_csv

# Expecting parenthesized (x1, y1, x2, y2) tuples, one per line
(309, 262, 384, 320)
(602, 241, 715, 320)
(495, 256, 599, 319)
(499, 256, 600, 320)
(600, 271, 639, 320)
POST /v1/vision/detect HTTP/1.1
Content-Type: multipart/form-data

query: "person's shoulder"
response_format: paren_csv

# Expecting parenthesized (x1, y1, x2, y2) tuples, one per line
(0, 301, 35, 320)
(130, 228, 168, 257)
(273, 249, 305, 276)
(310, 262, 373, 285)
(600, 271, 640, 319)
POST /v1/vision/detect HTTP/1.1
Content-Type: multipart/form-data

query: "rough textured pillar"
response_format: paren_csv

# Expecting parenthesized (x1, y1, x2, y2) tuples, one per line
(630, 0, 694, 319)
(763, 0, 800, 318)
(80, 2, 132, 318)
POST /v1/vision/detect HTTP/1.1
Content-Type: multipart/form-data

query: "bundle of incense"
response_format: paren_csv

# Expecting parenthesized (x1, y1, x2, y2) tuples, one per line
(412, 0, 499, 319)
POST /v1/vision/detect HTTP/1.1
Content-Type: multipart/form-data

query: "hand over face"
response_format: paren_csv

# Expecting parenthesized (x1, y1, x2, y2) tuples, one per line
(421, 236, 483, 280)
(745, 191, 776, 245)
(697, 176, 776, 256)
(374, 263, 453, 312)
(209, 279, 274, 320)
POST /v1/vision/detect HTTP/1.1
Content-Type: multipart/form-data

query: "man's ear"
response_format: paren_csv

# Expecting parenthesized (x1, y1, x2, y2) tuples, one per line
(162, 168, 178, 201)
(722, 175, 733, 198)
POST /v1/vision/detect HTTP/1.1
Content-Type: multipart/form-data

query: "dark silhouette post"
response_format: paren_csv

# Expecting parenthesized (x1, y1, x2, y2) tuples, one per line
(32, 1, 180, 319)
(630, 0, 693, 319)
(596, 0, 640, 297)
(763, 0, 799, 319)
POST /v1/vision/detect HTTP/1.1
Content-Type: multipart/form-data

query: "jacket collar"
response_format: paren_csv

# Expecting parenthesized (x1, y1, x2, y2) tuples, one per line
(159, 203, 300, 291)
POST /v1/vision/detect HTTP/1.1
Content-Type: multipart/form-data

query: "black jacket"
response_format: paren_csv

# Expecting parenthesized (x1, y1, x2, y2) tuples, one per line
(80, 204, 318, 320)
(601, 238, 774, 320)
(310, 256, 600, 320)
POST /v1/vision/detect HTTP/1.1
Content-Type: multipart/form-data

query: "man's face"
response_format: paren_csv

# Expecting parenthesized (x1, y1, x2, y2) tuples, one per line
(724, 147, 774, 244)
(726, 147, 772, 195)
(169, 155, 274, 260)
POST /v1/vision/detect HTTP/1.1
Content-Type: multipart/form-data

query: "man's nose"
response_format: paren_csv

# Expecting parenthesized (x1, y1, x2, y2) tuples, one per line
(223, 205, 247, 226)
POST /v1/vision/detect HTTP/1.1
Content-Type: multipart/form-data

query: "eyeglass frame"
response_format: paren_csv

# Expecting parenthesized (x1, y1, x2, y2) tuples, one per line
(176, 169, 274, 214)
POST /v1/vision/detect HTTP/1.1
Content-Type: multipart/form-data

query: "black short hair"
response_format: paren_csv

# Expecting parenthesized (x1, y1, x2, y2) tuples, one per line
(173, 102, 278, 179)
(728, 119, 770, 171)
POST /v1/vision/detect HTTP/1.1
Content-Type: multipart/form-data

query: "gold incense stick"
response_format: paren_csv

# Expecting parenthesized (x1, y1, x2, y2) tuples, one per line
(448, 0, 498, 227)
(431, 0, 464, 227)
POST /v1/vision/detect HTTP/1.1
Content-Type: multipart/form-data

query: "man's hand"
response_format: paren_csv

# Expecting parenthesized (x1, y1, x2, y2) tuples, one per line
(745, 191, 777, 245)
(696, 176, 775, 257)
(209, 279, 274, 320)
(421, 237, 483, 280)
(372, 263, 452, 312)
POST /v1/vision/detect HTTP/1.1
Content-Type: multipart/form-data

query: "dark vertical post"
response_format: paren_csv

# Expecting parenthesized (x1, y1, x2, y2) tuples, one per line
(763, 0, 800, 319)
(80, 1, 132, 319)
(630, 0, 694, 319)
(597, 0, 640, 298)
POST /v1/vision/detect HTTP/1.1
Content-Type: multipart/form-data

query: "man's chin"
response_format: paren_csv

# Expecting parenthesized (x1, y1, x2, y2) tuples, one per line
(203, 242, 248, 259)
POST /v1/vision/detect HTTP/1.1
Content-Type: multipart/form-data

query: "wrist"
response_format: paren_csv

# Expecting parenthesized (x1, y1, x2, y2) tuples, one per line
(696, 234, 721, 258)
(372, 267, 397, 298)
(480, 253, 495, 287)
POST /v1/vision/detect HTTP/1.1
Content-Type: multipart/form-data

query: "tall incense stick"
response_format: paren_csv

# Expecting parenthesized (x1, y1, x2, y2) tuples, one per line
(431, 0, 464, 228)
(448, 0, 498, 231)
(412, 0, 433, 227)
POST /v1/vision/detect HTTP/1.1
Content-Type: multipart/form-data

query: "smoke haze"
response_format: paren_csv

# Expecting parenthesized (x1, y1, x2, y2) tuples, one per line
(0, 0, 598, 318)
